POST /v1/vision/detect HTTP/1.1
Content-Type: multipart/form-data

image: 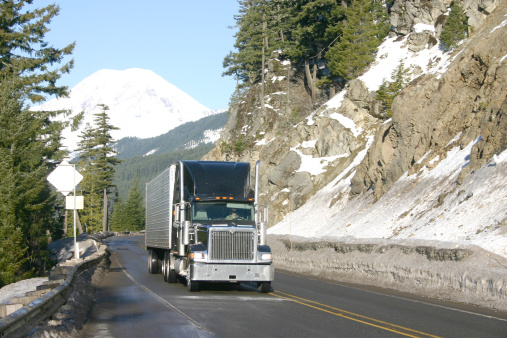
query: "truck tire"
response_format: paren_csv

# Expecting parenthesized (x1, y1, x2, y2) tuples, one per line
(187, 280, 199, 292)
(257, 282, 271, 293)
(148, 249, 159, 274)
(162, 251, 168, 281)
(163, 251, 178, 283)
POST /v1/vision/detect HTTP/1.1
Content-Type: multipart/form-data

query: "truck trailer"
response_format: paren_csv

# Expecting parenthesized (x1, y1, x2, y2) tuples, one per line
(145, 160, 274, 292)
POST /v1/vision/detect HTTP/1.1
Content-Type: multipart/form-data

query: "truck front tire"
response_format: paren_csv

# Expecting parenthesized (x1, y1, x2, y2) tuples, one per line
(163, 251, 178, 283)
(187, 280, 199, 292)
(257, 282, 271, 293)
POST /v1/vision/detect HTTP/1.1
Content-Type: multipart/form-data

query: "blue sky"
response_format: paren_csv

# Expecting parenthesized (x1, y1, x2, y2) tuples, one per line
(38, 1, 239, 110)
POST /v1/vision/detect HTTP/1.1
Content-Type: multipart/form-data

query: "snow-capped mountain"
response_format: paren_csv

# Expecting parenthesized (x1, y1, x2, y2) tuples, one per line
(31, 68, 218, 151)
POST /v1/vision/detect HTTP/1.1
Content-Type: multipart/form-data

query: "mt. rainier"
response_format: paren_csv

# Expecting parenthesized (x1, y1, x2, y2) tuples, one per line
(31, 68, 218, 151)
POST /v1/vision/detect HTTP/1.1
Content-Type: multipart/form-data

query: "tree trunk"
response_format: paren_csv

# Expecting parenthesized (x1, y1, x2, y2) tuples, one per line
(260, 16, 267, 111)
(64, 210, 68, 235)
(304, 59, 319, 101)
(103, 188, 108, 232)
(330, 85, 336, 98)
(76, 212, 84, 234)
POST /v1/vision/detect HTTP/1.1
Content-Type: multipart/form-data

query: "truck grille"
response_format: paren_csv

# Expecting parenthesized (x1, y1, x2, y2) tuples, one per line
(210, 230, 255, 261)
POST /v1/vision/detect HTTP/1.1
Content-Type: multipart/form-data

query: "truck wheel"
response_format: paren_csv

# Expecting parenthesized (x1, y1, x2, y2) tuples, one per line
(162, 251, 168, 282)
(187, 280, 199, 292)
(257, 282, 271, 293)
(164, 251, 178, 283)
(169, 269, 178, 283)
(148, 249, 159, 274)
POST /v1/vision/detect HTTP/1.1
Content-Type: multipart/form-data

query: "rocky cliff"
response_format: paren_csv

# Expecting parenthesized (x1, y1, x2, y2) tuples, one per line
(352, 0, 507, 198)
(204, 0, 506, 240)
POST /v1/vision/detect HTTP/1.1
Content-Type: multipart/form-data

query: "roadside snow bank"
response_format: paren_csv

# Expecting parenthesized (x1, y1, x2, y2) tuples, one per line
(269, 235, 507, 312)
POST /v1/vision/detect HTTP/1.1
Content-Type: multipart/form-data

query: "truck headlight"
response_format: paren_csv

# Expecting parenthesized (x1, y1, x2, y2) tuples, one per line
(190, 252, 206, 260)
(259, 253, 272, 260)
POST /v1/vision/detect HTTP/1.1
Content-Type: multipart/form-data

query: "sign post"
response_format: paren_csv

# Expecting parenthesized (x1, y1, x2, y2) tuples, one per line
(47, 160, 83, 260)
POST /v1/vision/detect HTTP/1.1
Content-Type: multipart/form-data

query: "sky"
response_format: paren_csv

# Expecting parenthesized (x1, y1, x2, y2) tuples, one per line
(35, 1, 239, 110)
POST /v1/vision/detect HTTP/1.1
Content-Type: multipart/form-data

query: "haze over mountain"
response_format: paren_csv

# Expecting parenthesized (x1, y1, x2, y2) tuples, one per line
(31, 68, 221, 152)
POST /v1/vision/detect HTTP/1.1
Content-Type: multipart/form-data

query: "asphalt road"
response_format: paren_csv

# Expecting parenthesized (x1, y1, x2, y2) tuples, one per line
(82, 236, 507, 337)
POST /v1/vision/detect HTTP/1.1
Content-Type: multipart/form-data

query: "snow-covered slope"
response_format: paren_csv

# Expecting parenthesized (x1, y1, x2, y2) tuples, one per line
(31, 68, 215, 151)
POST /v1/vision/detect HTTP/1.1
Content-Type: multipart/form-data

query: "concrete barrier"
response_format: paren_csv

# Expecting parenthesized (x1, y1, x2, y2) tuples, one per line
(0, 245, 107, 338)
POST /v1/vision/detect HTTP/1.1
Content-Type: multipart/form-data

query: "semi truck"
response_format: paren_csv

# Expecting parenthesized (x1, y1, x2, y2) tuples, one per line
(145, 160, 274, 292)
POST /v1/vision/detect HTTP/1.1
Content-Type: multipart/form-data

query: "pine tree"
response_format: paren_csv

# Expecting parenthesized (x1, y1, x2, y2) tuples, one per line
(223, 0, 265, 88)
(287, 0, 340, 101)
(376, 60, 411, 117)
(110, 177, 144, 232)
(0, 1, 73, 283)
(77, 105, 122, 233)
(0, 75, 65, 283)
(326, 0, 390, 81)
(0, 0, 74, 103)
(0, 224, 27, 287)
(440, 1, 468, 51)
(223, 0, 296, 105)
(124, 176, 145, 231)
(110, 196, 126, 232)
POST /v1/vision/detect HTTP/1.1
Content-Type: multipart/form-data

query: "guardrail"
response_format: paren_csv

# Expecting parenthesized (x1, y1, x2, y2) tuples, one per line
(0, 245, 107, 338)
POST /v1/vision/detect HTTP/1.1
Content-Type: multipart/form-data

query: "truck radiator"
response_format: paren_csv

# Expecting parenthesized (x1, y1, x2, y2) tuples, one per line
(210, 230, 255, 261)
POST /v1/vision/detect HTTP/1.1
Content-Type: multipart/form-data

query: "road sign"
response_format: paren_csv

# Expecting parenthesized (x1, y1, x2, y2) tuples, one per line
(47, 160, 83, 260)
(47, 160, 83, 195)
(66, 196, 84, 209)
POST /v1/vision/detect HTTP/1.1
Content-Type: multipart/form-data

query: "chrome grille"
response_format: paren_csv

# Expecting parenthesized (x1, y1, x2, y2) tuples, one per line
(210, 230, 255, 261)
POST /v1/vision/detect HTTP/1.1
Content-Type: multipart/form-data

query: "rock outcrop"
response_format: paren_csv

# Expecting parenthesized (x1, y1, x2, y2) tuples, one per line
(204, 78, 380, 225)
(351, 0, 507, 198)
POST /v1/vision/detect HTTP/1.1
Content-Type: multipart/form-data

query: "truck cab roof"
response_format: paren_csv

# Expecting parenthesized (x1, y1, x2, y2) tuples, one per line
(182, 161, 254, 199)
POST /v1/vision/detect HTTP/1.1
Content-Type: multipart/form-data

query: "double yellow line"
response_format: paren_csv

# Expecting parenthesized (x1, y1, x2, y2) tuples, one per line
(271, 291, 442, 338)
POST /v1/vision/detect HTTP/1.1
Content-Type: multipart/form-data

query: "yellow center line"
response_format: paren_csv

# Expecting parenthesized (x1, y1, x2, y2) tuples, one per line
(271, 291, 443, 338)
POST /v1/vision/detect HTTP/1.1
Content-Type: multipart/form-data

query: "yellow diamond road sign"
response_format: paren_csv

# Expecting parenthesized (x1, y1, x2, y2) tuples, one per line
(47, 160, 83, 196)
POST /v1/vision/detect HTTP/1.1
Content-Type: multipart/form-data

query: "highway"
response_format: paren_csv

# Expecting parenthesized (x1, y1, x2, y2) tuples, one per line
(82, 236, 507, 337)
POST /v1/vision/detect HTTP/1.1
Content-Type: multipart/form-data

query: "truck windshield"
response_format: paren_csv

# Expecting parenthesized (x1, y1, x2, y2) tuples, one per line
(192, 202, 254, 222)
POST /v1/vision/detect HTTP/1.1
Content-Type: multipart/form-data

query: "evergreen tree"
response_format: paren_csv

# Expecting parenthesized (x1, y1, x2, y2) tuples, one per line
(110, 196, 127, 232)
(440, 1, 468, 51)
(110, 177, 145, 232)
(0, 0, 73, 283)
(287, 0, 340, 101)
(376, 60, 411, 117)
(0, 223, 27, 286)
(223, 0, 265, 88)
(224, 0, 295, 106)
(124, 176, 145, 231)
(77, 105, 122, 233)
(0, 0, 74, 103)
(0, 75, 66, 284)
(326, 0, 390, 81)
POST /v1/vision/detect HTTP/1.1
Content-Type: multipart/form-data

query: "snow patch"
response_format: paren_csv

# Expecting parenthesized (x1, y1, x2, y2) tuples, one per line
(328, 112, 363, 137)
(144, 148, 158, 156)
(413, 23, 435, 33)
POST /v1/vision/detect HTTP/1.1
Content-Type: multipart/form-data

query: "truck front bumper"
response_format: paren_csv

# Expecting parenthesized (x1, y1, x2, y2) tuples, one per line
(189, 263, 274, 282)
